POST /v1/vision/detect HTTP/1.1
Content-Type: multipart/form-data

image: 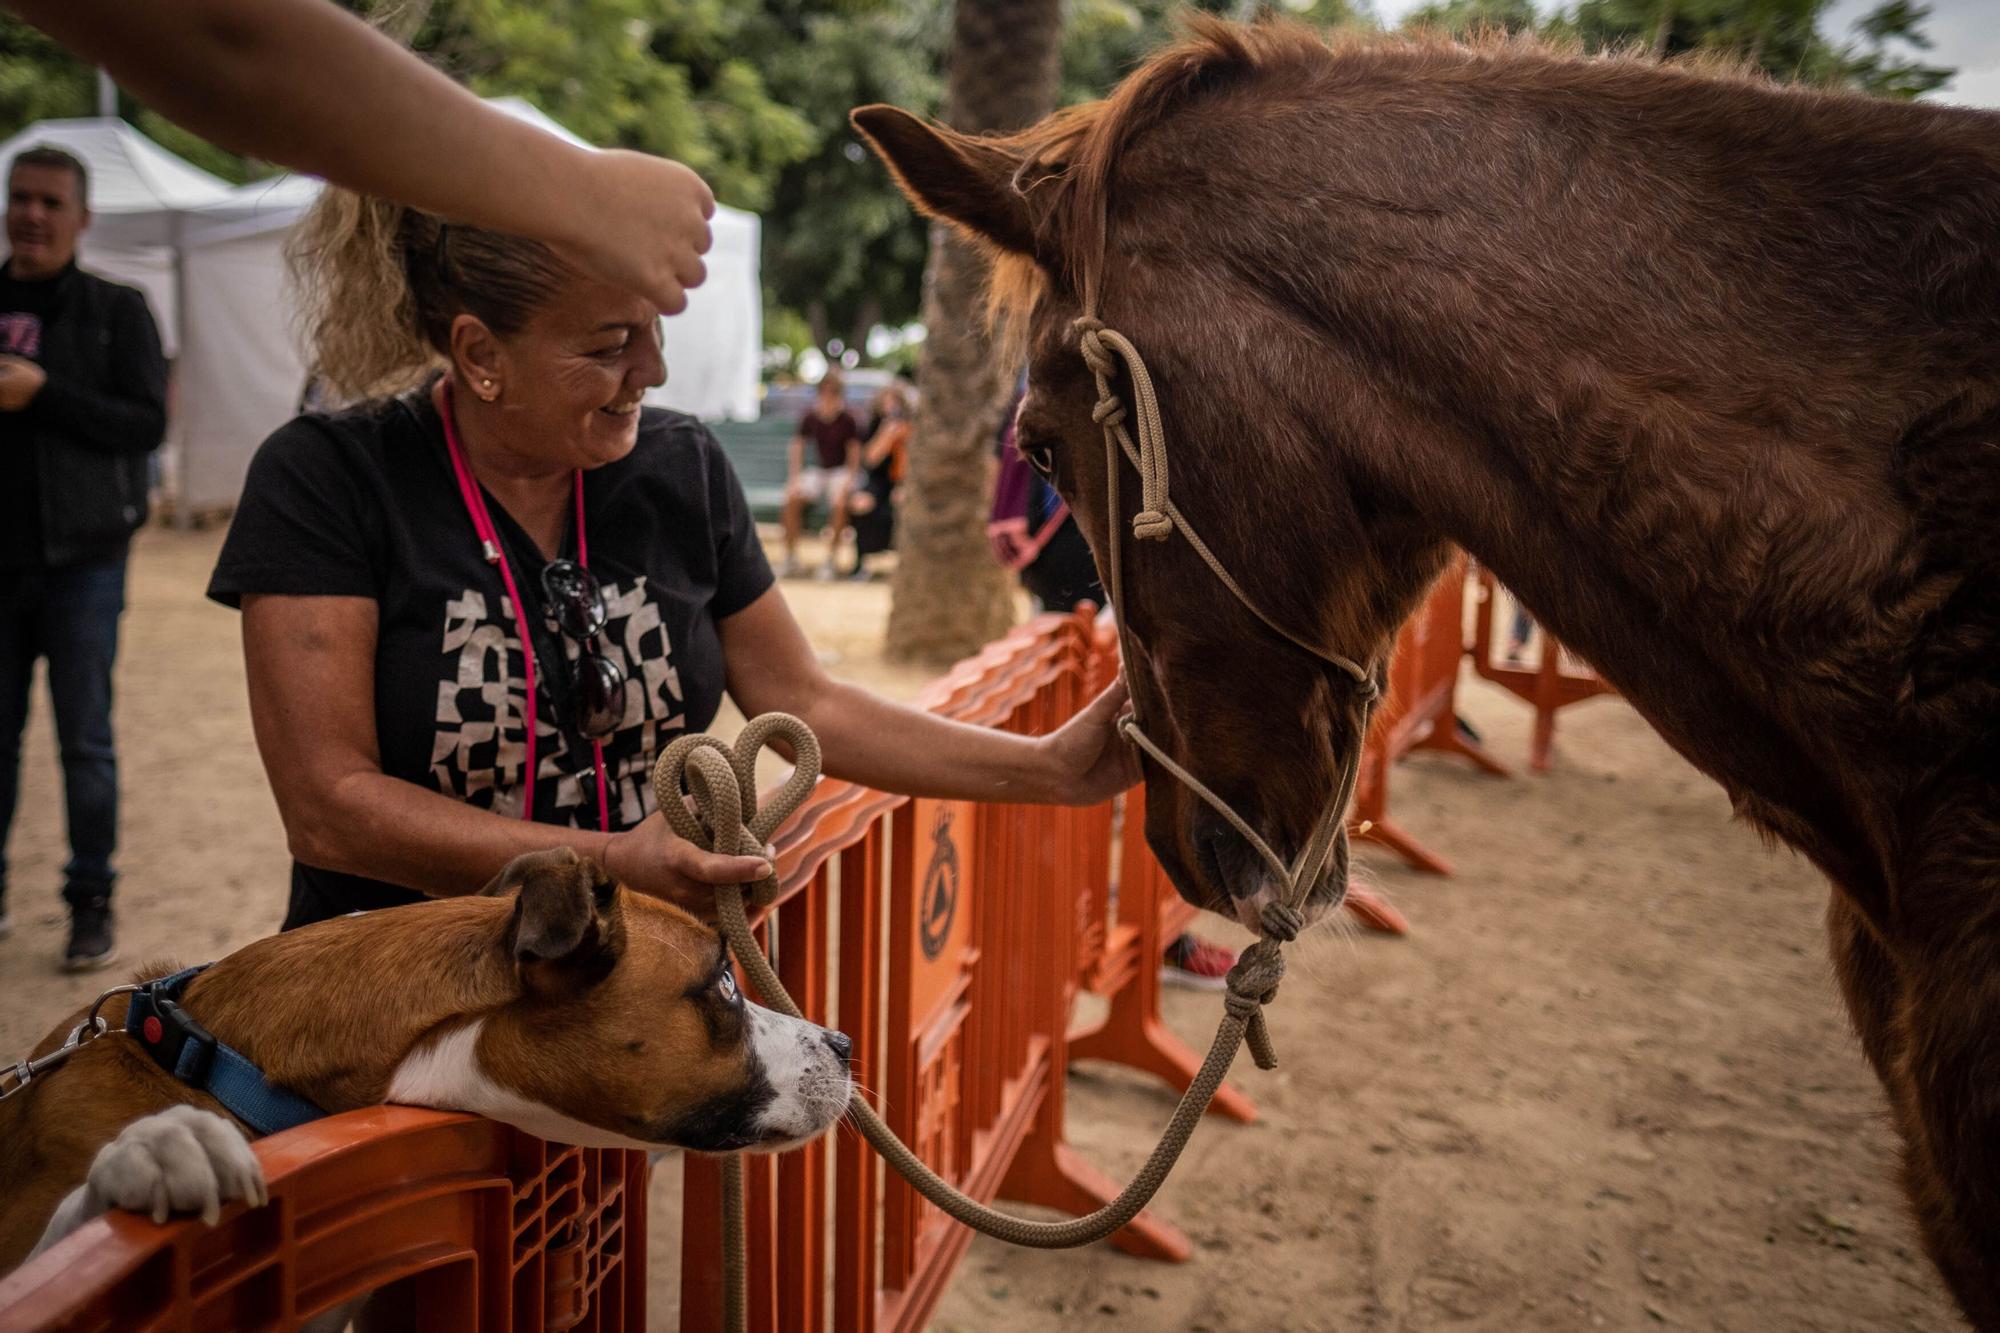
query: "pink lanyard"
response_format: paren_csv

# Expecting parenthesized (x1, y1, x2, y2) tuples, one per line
(435, 380, 611, 830)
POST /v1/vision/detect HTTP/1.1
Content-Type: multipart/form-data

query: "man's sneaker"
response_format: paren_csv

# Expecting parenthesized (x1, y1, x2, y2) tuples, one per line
(63, 900, 117, 973)
(1161, 934, 1236, 991)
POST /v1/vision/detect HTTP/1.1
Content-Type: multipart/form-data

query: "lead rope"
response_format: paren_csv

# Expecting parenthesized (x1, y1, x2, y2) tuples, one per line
(659, 313, 1377, 1332)
(656, 709, 1371, 1329)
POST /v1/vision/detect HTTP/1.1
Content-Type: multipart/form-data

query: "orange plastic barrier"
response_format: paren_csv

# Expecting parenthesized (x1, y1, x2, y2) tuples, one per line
(2, 605, 1457, 1333)
(1351, 555, 1511, 875)
(0, 1106, 646, 1332)
(682, 606, 1444, 1331)
(680, 608, 1210, 1333)
(1466, 563, 1617, 772)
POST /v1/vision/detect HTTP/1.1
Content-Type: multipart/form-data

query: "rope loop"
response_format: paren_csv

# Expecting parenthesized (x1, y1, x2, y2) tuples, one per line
(652, 715, 820, 910)
(1131, 510, 1172, 541)
(1090, 395, 1127, 427)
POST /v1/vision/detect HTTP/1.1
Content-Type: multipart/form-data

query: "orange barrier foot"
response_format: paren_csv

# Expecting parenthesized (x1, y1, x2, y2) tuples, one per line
(1344, 883, 1410, 935)
(1069, 1014, 1259, 1125)
(1416, 713, 1513, 780)
(1356, 815, 1453, 876)
(1001, 1141, 1193, 1263)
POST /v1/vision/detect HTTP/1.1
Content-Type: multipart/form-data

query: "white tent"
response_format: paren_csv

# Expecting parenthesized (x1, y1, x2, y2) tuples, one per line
(4, 103, 765, 516)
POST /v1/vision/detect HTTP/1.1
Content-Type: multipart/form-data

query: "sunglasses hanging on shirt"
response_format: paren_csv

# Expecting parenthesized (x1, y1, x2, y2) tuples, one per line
(436, 378, 618, 832)
(540, 558, 627, 741)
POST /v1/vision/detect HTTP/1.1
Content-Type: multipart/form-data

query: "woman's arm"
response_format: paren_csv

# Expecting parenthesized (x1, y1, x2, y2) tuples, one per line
(241, 594, 769, 904)
(6, 0, 713, 313)
(719, 587, 1137, 806)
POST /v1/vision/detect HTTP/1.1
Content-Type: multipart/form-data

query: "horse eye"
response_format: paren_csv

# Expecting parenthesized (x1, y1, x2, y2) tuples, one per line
(1020, 443, 1058, 481)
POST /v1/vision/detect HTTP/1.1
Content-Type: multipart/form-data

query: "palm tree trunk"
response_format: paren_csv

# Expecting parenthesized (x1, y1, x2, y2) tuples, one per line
(884, 0, 1064, 666)
(1649, 0, 1677, 58)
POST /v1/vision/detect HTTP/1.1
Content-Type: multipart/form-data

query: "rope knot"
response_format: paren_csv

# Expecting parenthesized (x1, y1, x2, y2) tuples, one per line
(1352, 674, 1382, 704)
(1224, 939, 1287, 1070)
(1074, 319, 1116, 379)
(1224, 940, 1286, 1009)
(1090, 395, 1127, 428)
(1258, 901, 1305, 943)
(1131, 510, 1172, 541)
(1222, 988, 1265, 1025)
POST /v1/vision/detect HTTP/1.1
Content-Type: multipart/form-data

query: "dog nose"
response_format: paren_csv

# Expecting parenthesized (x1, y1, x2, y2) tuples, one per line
(822, 1030, 853, 1063)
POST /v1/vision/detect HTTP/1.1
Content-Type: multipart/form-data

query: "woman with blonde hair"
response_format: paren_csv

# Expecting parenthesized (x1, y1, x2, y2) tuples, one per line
(208, 195, 1135, 929)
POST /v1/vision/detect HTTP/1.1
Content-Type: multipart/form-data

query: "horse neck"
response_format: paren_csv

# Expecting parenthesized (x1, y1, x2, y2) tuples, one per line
(1108, 60, 2000, 916)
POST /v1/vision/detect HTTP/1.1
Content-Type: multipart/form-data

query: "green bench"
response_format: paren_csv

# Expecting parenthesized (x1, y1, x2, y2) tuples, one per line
(708, 418, 797, 524)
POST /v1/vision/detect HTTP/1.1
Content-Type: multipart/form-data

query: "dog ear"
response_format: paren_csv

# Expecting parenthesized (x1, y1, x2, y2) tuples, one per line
(484, 848, 626, 989)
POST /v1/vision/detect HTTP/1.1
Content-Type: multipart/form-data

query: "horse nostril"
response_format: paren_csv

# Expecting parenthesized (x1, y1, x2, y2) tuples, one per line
(1200, 828, 1254, 900)
(822, 1030, 853, 1063)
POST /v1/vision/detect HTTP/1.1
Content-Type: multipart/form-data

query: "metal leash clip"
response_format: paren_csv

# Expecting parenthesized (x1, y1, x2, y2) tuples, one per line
(0, 983, 141, 1101)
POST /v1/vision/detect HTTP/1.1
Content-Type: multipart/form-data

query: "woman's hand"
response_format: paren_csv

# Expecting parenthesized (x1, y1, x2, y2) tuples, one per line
(601, 809, 772, 917)
(1036, 677, 1142, 806)
(559, 149, 716, 315)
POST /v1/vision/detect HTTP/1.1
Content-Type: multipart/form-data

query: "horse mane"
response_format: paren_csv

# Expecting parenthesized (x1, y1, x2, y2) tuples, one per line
(979, 15, 1859, 342)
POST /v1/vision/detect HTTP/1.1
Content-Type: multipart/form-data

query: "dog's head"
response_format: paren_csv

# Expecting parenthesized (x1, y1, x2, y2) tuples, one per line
(387, 848, 852, 1154)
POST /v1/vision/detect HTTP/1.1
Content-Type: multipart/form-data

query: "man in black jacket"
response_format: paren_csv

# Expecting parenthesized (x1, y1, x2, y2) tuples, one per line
(1, 145, 168, 971)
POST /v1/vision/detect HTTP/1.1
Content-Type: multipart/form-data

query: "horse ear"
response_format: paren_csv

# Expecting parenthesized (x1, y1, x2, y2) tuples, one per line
(851, 105, 1038, 258)
(484, 847, 626, 991)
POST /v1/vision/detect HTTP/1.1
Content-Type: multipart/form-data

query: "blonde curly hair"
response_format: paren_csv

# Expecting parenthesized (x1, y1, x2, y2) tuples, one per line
(287, 190, 569, 404)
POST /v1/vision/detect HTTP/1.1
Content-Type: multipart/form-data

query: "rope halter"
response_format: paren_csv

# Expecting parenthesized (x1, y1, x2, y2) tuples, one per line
(1070, 308, 1382, 1062)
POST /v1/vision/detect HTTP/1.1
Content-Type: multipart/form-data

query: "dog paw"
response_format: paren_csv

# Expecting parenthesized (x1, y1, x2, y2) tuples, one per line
(85, 1104, 268, 1226)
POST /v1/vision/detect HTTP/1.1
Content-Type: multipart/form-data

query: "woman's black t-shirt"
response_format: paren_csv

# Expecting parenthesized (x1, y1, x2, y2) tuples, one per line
(207, 388, 773, 927)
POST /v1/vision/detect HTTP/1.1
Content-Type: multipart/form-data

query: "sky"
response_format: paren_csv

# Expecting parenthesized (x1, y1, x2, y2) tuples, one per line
(1366, 0, 2000, 107)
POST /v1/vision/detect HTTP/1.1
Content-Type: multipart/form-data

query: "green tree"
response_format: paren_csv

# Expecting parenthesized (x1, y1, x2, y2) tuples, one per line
(1401, 0, 1543, 37)
(753, 3, 946, 355)
(1563, 0, 1952, 97)
(1837, 0, 1952, 98)
(0, 17, 91, 137)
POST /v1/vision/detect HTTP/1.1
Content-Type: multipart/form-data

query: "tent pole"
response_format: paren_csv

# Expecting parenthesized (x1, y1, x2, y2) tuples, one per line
(170, 210, 192, 531)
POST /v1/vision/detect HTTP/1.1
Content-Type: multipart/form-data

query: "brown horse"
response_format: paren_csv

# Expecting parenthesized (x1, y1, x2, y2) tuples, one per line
(854, 18, 2000, 1326)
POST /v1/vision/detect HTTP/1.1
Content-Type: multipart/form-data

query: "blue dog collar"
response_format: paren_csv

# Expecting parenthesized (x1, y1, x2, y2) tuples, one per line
(126, 965, 326, 1136)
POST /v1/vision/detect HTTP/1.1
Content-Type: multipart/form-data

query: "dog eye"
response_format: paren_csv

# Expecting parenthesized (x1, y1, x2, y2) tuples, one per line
(716, 969, 739, 1003)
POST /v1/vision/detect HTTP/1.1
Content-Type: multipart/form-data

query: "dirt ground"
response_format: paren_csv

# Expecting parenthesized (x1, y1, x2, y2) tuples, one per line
(0, 527, 1960, 1331)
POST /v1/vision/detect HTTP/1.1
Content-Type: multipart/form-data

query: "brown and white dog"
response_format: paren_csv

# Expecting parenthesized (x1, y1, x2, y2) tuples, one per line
(0, 847, 852, 1273)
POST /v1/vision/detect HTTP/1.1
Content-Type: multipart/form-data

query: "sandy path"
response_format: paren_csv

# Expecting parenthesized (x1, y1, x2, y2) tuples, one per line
(0, 529, 1958, 1330)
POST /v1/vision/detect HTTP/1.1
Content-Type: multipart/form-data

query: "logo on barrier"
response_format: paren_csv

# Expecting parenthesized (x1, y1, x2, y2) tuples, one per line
(919, 807, 961, 962)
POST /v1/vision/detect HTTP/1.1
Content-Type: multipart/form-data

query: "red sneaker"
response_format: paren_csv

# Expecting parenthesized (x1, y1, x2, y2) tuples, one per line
(1161, 934, 1237, 991)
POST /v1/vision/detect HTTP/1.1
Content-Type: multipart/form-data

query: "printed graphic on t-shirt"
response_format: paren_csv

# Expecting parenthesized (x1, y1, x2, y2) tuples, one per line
(0, 312, 41, 358)
(430, 574, 684, 826)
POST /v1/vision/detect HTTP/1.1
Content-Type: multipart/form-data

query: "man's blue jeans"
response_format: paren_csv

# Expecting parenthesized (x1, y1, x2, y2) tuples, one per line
(0, 557, 126, 910)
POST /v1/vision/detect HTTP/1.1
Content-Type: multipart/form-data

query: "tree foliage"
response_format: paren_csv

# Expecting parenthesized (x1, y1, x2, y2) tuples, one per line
(1408, 0, 1953, 100)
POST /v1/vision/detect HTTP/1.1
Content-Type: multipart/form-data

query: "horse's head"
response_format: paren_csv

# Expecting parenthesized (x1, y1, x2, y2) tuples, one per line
(854, 33, 1451, 929)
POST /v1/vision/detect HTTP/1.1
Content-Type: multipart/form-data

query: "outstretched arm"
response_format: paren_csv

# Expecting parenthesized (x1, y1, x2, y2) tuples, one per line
(720, 586, 1139, 807)
(7, 0, 715, 312)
